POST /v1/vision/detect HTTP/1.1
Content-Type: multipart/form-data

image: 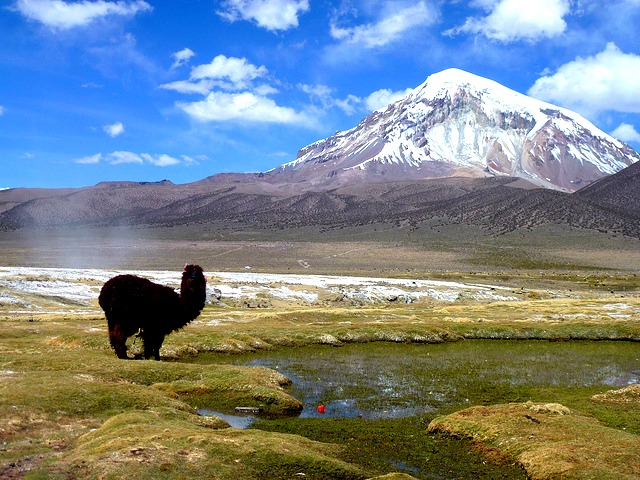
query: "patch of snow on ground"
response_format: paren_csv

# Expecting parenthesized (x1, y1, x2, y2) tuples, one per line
(0, 370, 16, 381)
(602, 303, 638, 319)
(0, 266, 520, 312)
(3, 279, 98, 304)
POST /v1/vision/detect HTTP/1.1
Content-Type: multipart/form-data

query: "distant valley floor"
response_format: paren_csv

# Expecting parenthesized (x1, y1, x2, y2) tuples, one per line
(0, 222, 638, 276)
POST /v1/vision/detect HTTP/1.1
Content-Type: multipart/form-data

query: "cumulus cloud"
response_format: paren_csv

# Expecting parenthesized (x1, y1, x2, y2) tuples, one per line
(528, 43, 640, 117)
(103, 121, 124, 137)
(171, 48, 195, 70)
(13, 0, 152, 30)
(217, 0, 309, 31)
(161, 55, 268, 94)
(330, 1, 433, 48)
(189, 55, 268, 89)
(177, 91, 312, 125)
(611, 123, 640, 143)
(75, 151, 186, 166)
(162, 54, 315, 127)
(365, 87, 413, 111)
(448, 0, 570, 42)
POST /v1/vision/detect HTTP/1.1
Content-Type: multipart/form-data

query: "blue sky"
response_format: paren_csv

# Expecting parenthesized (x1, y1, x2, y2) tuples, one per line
(1, 0, 640, 188)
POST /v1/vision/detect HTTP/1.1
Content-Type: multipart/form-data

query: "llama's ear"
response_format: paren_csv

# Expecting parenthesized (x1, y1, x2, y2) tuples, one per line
(183, 263, 188, 272)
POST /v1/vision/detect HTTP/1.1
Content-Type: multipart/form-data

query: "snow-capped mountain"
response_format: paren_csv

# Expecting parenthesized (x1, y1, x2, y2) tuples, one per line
(272, 69, 639, 191)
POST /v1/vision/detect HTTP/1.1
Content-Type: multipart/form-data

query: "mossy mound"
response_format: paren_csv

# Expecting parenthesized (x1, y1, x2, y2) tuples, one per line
(53, 408, 365, 479)
(428, 402, 640, 479)
(152, 365, 303, 415)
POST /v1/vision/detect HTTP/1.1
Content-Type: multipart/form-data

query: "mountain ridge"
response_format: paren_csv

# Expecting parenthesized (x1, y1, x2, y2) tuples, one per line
(1, 168, 639, 237)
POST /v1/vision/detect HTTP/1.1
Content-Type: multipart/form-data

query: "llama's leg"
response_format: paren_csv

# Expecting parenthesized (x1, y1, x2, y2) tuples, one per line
(152, 341, 161, 361)
(142, 331, 165, 360)
(152, 334, 165, 361)
(108, 322, 129, 359)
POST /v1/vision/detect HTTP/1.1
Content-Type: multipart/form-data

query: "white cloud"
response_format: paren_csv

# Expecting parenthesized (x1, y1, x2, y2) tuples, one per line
(528, 43, 640, 117)
(75, 151, 193, 166)
(611, 123, 640, 143)
(300, 83, 360, 115)
(189, 55, 268, 89)
(330, 1, 433, 48)
(217, 0, 309, 31)
(180, 154, 206, 165)
(141, 153, 181, 166)
(103, 121, 124, 137)
(449, 0, 570, 43)
(177, 91, 314, 126)
(160, 55, 268, 94)
(334, 94, 361, 115)
(163, 54, 314, 127)
(298, 83, 412, 116)
(171, 48, 195, 70)
(299, 84, 336, 108)
(160, 79, 214, 95)
(0, 105, 5, 115)
(14, 0, 152, 30)
(253, 84, 279, 96)
(365, 87, 413, 111)
(75, 153, 102, 164)
(108, 151, 143, 165)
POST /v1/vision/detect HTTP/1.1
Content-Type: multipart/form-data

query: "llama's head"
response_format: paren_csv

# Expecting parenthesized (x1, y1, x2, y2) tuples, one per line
(182, 264, 206, 287)
(179, 264, 207, 321)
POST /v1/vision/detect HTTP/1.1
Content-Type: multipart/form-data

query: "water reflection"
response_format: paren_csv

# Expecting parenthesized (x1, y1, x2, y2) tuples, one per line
(199, 409, 258, 429)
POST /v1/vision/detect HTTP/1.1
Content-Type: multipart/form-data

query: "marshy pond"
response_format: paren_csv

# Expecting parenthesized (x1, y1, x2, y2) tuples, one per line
(194, 340, 640, 480)
(194, 340, 639, 479)
(198, 339, 639, 420)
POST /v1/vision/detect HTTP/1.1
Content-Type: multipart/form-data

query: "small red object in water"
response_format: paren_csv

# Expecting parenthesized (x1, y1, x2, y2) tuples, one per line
(317, 404, 325, 414)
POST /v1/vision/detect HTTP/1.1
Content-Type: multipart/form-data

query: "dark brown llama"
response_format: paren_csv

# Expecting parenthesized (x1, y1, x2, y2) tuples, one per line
(98, 264, 207, 360)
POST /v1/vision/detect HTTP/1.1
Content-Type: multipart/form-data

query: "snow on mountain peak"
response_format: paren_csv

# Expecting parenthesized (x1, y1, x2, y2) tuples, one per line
(274, 69, 639, 191)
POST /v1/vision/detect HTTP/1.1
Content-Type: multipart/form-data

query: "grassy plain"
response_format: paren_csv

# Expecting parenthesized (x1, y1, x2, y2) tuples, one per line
(0, 223, 639, 479)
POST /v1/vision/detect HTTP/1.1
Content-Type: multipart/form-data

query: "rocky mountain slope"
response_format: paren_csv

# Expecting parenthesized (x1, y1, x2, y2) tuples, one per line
(271, 69, 639, 192)
(574, 160, 640, 218)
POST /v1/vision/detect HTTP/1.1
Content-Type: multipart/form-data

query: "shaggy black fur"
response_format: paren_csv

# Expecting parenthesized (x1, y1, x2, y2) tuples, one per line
(98, 264, 207, 360)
